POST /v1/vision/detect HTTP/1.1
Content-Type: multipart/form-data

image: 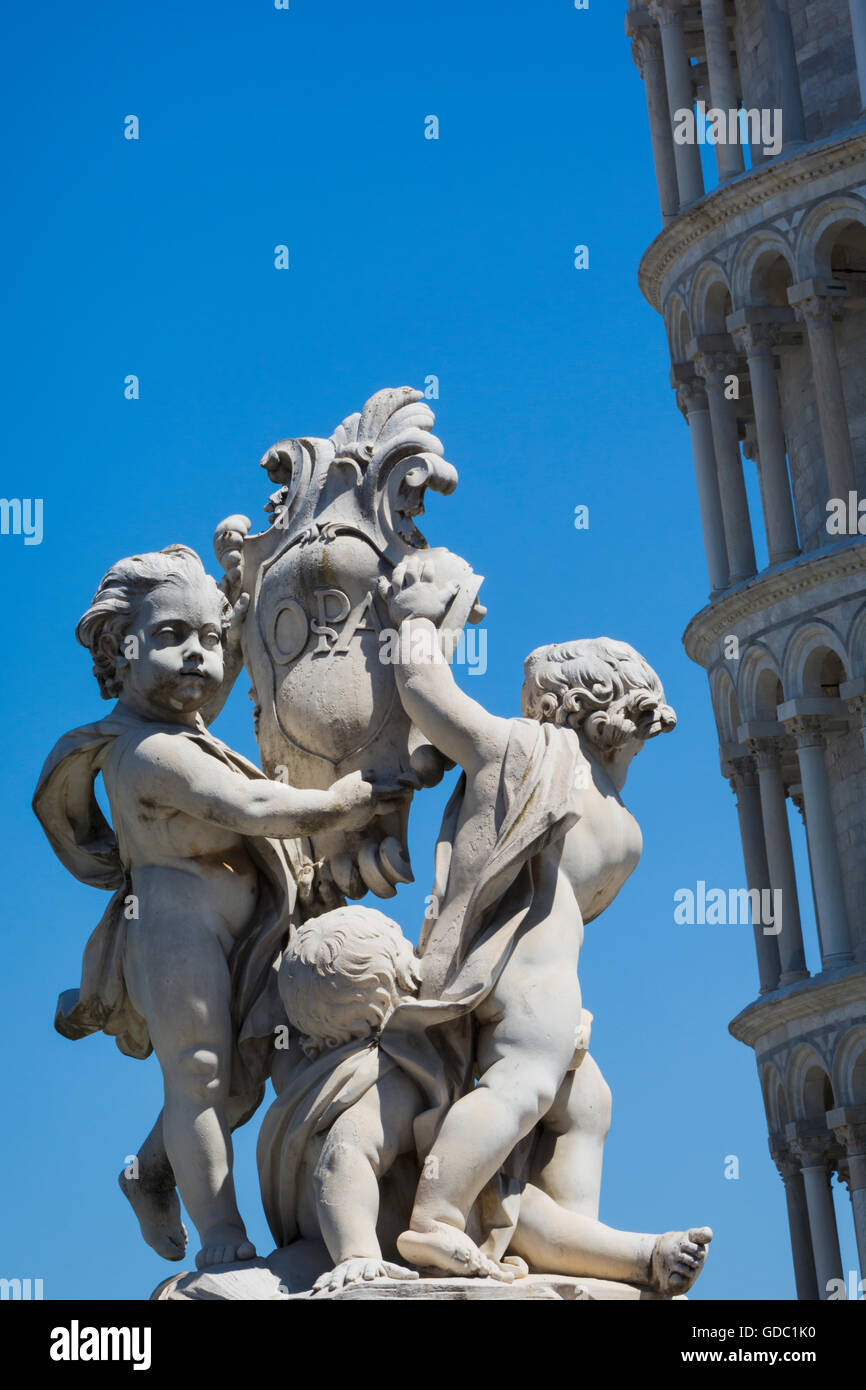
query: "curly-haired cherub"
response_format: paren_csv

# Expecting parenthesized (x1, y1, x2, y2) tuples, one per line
(371, 553, 710, 1285)
(34, 545, 403, 1270)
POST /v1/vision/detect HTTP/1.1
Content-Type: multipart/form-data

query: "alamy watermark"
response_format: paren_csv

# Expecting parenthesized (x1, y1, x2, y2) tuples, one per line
(674, 881, 782, 934)
(0, 1276, 44, 1299)
(49, 1321, 152, 1370)
(826, 491, 866, 536)
(0, 497, 42, 545)
(378, 623, 487, 676)
(674, 102, 783, 158)
(826, 1272, 866, 1300)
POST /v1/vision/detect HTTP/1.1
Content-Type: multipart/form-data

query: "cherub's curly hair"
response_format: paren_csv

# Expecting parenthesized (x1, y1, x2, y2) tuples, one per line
(280, 907, 421, 1059)
(76, 545, 230, 699)
(521, 638, 677, 751)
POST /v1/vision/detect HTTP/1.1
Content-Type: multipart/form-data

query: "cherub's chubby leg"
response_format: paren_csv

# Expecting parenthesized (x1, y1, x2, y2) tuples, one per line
(514, 1055, 712, 1292)
(399, 918, 582, 1280)
(124, 916, 255, 1270)
(118, 1112, 187, 1261)
(509, 1186, 712, 1294)
(119, 1091, 255, 1262)
(530, 1052, 612, 1220)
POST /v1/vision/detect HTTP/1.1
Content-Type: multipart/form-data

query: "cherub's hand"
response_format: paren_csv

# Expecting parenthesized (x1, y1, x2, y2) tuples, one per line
(379, 553, 460, 627)
(328, 769, 409, 831)
(214, 514, 251, 603)
(312, 1258, 420, 1295)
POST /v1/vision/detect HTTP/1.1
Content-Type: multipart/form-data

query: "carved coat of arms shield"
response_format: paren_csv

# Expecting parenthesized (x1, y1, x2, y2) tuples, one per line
(215, 387, 484, 900)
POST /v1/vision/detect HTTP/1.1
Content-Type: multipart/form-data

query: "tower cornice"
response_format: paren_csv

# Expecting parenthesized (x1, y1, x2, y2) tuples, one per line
(682, 540, 866, 668)
(729, 965, 866, 1050)
(637, 125, 866, 311)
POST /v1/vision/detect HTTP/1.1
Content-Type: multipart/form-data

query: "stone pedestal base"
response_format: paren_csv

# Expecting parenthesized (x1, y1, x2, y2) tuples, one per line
(152, 1242, 681, 1301)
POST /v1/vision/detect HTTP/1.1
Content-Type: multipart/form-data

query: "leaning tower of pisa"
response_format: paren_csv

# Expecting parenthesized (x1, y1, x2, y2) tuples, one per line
(626, 0, 866, 1298)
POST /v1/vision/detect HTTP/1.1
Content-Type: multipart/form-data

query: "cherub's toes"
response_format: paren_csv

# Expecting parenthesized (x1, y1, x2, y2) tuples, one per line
(479, 1254, 514, 1282)
(689, 1226, 713, 1246)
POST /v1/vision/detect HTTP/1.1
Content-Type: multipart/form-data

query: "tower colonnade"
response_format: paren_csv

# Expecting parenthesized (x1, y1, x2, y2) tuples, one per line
(628, 0, 866, 223)
(628, 0, 866, 1298)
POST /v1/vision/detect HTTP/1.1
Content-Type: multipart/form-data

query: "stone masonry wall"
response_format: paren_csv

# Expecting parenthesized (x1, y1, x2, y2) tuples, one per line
(733, 1, 860, 154)
(789, 0, 860, 141)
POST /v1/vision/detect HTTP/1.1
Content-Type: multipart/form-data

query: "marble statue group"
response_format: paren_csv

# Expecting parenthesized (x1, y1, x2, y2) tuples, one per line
(34, 388, 712, 1300)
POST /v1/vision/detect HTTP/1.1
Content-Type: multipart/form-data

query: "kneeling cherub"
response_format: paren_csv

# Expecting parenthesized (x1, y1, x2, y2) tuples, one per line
(260, 906, 711, 1296)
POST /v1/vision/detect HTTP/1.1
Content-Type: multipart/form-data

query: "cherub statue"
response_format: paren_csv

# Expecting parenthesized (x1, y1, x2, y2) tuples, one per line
(257, 905, 711, 1296)
(33, 545, 402, 1270)
(368, 552, 712, 1286)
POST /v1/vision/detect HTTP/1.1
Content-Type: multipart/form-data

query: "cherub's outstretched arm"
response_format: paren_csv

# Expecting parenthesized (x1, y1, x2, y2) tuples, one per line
(122, 733, 404, 838)
(391, 616, 510, 776)
(311, 1070, 421, 1294)
(380, 554, 508, 776)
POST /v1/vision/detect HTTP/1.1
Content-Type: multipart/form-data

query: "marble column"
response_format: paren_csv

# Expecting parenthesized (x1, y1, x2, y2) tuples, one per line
(629, 20, 680, 224)
(790, 294, 857, 500)
(790, 785, 822, 937)
(725, 757, 780, 992)
(731, 324, 799, 565)
(648, 0, 705, 208)
(830, 1116, 866, 1279)
(701, 0, 745, 180)
(677, 381, 730, 592)
(851, 0, 866, 111)
(771, 1144, 819, 1300)
(789, 1136, 845, 1298)
(751, 740, 808, 983)
(694, 351, 757, 582)
(785, 717, 853, 967)
(761, 0, 807, 146)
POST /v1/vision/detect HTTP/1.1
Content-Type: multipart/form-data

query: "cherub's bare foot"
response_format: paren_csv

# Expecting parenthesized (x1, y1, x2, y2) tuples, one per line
(118, 1169, 187, 1262)
(397, 1222, 516, 1282)
(195, 1224, 256, 1270)
(312, 1258, 420, 1295)
(649, 1227, 713, 1295)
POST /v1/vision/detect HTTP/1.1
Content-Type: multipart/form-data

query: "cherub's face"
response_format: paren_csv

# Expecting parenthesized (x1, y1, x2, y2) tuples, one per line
(117, 576, 225, 719)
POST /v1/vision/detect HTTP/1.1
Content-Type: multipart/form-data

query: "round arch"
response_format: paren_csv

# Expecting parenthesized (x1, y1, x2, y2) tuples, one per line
(737, 642, 784, 721)
(832, 1026, 866, 1106)
(710, 665, 741, 741)
(689, 261, 733, 337)
(786, 1043, 835, 1121)
(781, 622, 849, 699)
(761, 1063, 786, 1132)
(731, 231, 796, 309)
(844, 601, 866, 677)
(794, 196, 866, 281)
(664, 292, 691, 365)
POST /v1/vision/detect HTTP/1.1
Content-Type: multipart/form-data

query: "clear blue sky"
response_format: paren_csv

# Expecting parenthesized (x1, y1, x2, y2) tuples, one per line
(0, 0, 856, 1300)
